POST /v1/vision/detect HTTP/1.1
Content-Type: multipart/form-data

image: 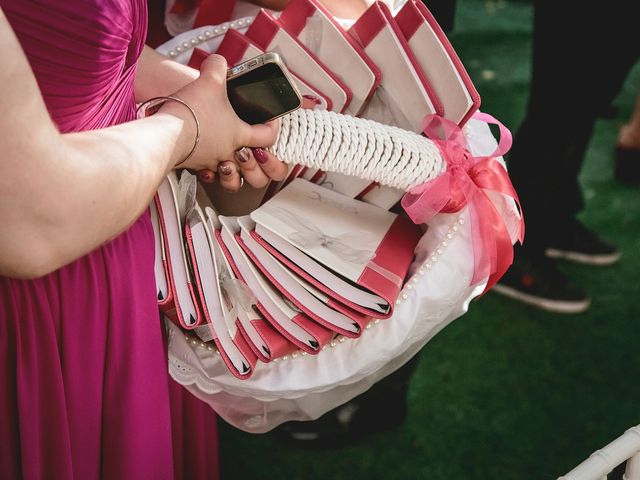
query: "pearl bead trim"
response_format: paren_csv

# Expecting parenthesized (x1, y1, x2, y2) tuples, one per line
(395, 215, 463, 306)
(167, 18, 254, 58)
(180, 215, 464, 365)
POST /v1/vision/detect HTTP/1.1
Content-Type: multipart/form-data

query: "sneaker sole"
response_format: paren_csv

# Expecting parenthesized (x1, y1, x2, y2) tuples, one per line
(491, 284, 591, 314)
(545, 248, 622, 266)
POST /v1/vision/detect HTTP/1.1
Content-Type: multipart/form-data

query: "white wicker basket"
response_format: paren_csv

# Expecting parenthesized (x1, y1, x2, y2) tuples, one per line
(156, 23, 522, 433)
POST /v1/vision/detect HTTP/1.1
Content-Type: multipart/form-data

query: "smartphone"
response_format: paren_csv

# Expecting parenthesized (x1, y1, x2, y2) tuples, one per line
(226, 52, 302, 125)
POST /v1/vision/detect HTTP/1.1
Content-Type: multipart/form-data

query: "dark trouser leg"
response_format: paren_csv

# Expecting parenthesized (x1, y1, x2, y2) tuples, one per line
(347, 353, 422, 430)
(421, 0, 457, 33)
(508, 2, 640, 256)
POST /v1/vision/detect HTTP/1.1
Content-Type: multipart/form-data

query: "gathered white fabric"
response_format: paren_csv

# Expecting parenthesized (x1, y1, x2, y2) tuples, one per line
(270, 108, 445, 190)
(167, 117, 520, 433)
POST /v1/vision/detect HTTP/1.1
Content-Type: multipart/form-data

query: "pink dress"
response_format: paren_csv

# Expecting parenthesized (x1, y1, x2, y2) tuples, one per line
(0, 1, 218, 478)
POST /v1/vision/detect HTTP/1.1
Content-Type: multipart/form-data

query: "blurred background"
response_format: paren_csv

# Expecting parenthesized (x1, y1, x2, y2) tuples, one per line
(217, 0, 640, 478)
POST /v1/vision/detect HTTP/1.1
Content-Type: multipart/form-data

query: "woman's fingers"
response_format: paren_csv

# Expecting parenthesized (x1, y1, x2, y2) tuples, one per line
(250, 148, 288, 181)
(198, 142, 287, 192)
(198, 169, 215, 183)
(233, 146, 288, 187)
(198, 54, 227, 85)
(241, 119, 280, 149)
(234, 117, 287, 186)
(217, 161, 243, 192)
(234, 148, 269, 188)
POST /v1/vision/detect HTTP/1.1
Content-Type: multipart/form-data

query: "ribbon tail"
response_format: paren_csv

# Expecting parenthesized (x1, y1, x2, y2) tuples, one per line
(469, 192, 515, 296)
(481, 217, 514, 295)
(471, 111, 513, 158)
(471, 158, 525, 245)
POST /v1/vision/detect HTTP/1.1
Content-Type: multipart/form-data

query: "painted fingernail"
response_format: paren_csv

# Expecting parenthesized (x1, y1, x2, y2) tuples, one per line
(252, 148, 268, 164)
(218, 162, 234, 175)
(199, 170, 214, 182)
(235, 147, 251, 163)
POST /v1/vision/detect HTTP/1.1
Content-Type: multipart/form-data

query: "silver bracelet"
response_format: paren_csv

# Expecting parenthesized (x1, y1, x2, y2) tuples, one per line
(137, 95, 200, 167)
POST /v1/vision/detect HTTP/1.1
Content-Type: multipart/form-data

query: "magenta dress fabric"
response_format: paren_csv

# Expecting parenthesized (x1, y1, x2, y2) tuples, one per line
(0, 1, 219, 478)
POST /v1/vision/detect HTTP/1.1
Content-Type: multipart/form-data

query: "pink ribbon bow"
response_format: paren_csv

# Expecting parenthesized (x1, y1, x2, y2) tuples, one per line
(401, 112, 525, 294)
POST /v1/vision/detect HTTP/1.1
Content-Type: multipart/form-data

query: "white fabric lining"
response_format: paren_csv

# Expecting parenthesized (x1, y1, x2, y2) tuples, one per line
(166, 118, 520, 433)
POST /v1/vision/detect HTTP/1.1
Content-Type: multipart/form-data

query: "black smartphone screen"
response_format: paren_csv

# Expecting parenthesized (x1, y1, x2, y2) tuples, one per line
(227, 62, 301, 125)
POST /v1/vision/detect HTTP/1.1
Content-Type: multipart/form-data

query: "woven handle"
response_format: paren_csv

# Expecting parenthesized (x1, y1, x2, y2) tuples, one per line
(269, 109, 445, 190)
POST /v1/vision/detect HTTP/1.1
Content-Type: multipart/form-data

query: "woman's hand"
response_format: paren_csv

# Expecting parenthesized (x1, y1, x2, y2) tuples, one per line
(158, 54, 288, 189)
(214, 145, 288, 192)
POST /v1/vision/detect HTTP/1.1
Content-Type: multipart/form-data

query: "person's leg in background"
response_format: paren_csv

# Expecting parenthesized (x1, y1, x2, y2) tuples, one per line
(275, 354, 422, 446)
(421, 0, 456, 33)
(493, 1, 640, 313)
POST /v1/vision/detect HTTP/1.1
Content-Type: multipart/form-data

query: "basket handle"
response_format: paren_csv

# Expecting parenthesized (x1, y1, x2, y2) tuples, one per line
(269, 108, 445, 191)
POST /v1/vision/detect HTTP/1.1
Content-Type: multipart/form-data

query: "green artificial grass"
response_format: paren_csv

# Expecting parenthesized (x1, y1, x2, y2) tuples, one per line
(218, 1, 640, 478)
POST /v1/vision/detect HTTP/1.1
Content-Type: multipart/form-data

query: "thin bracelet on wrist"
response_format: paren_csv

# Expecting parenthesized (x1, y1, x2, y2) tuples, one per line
(137, 95, 200, 167)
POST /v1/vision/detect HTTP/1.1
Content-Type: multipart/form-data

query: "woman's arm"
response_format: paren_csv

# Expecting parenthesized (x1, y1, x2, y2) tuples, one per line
(0, 10, 279, 279)
(135, 45, 199, 101)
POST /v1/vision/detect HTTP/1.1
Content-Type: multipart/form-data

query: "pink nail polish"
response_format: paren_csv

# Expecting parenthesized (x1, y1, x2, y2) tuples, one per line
(235, 147, 251, 163)
(218, 163, 233, 175)
(252, 148, 268, 164)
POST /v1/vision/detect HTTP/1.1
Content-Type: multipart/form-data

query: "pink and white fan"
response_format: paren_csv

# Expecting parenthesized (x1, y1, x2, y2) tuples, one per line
(153, 5, 524, 433)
